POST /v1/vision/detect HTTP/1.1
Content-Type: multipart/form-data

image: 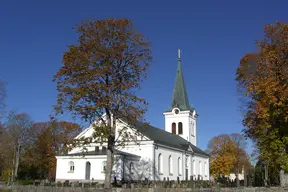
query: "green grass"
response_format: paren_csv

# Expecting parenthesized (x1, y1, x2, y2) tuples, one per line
(0, 189, 10, 192)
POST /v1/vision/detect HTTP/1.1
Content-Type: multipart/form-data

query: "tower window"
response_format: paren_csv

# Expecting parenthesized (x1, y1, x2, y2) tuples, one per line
(178, 122, 183, 135)
(172, 123, 176, 134)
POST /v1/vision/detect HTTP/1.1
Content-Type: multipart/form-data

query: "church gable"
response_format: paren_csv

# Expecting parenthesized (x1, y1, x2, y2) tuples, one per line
(114, 119, 150, 142)
(72, 114, 150, 143)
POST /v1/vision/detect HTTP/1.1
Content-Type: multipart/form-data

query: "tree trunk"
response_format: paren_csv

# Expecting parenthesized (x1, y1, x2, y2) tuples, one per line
(8, 157, 14, 185)
(10, 148, 16, 184)
(14, 144, 20, 180)
(104, 113, 116, 190)
(236, 168, 240, 187)
(264, 163, 269, 186)
(104, 145, 114, 189)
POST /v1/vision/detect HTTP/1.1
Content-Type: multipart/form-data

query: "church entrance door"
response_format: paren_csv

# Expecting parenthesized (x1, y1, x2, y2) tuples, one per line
(85, 162, 91, 180)
(185, 169, 188, 180)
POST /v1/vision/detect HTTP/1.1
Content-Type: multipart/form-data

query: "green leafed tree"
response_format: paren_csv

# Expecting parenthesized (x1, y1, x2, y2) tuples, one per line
(53, 18, 152, 189)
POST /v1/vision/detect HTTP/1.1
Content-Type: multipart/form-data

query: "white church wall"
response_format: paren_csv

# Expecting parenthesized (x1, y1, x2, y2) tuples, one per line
(56, 112, 210, 182)
(117, 141, 154, 181)
(155, 145, 186, 181)
(68, 144, 97, 155)
(55, 155, 123, 182)
(191, 155, 210, 181)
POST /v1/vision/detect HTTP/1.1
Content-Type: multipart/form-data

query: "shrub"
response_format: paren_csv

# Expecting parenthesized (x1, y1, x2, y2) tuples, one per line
(15, 180, 34, 186)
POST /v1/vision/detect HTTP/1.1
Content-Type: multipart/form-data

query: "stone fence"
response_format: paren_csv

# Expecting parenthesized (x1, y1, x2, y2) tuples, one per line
(3, 186, 288, 192)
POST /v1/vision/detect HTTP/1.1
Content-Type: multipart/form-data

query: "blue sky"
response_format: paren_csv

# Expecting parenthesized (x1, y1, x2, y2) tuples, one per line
(0, 0, 287, 153)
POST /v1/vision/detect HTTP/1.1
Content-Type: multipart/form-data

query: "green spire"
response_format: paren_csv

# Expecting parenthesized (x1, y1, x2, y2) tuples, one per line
(169, 49, 193, 112)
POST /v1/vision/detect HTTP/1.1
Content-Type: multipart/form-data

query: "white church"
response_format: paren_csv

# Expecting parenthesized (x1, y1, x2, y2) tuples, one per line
(55, 50, 210, 183)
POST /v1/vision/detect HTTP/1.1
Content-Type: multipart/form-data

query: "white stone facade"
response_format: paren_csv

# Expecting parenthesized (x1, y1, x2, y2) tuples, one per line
(55, 118, 210, 182)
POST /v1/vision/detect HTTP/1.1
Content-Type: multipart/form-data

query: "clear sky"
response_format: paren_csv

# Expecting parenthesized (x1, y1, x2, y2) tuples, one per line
(0, 0, 287, 153)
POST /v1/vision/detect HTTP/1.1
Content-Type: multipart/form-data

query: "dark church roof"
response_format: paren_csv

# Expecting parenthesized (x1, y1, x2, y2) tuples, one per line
(135, 122, 209, 157)
(165, 57, 194, 112)
(63, 121, 209, 158)
(63, 149, 141, 158)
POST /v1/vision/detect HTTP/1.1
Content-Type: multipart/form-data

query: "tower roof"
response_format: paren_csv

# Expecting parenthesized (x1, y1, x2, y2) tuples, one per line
(167, 50, 193, 112)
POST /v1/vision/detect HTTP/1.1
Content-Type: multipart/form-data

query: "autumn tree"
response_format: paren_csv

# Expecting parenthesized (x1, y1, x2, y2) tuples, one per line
(53, 18, 152, 189)
(0, 125, 13, 180)
(5, 112, 33, 182)
(51, 121, 82, 155)
(208, 134, 237, 177)
(0, 80, 6, 119)
(21, 121, 81, 180)
(230, 133, 248, 186)
(208, 133, 249, 181)
(236, 21, 288, 175)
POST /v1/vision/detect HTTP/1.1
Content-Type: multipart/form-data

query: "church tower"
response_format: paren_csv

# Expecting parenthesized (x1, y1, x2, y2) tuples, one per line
(163, 49, 198, 146)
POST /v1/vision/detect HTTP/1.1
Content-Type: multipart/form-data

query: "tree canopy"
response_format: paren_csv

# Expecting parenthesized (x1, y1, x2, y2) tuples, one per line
(53, 18, 152, 189)
(236, 21, 288, 171)
(208, 133, 249, 180)
(0, 115, 81, 181)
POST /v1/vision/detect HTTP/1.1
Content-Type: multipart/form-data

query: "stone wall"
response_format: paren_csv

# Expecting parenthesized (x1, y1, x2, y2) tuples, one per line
(280, 170, 288, 187)
(4, 186, 288, 192)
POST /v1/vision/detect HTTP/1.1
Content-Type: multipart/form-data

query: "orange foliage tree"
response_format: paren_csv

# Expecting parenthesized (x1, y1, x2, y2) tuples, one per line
(208, 134, 237, 177)
(236, 21, 288, 172)
(207, 133, 249, 181)
(53, 18, 152, 188)
(21, 121, 81, 180)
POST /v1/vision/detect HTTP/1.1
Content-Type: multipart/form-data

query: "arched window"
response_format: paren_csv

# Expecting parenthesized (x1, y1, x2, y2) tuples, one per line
(199, 161, 202, 175)
(85, 162, 91, 180)
(129, 162, 134, 175)
(172, 123, 176, 134)
(169, 155, 173, 175)
(193, 160, 196, 175)
(102, 161, 107, 173)
(69, 161, 74, 172)
(178, 157, 182, 175)
(158, 154, 163, 174)
(204, 162, 207, 176)
(178, 122, 183, 135)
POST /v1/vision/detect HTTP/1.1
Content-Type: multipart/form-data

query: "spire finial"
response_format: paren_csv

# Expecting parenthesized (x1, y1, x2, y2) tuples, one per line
(178, 49, 181, 60)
